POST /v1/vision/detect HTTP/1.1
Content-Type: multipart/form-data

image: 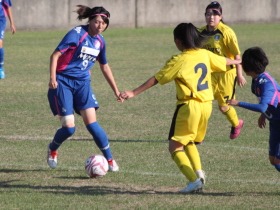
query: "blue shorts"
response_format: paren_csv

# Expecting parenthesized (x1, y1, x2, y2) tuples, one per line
(48, 75, 99, 116)
(0, 19, 6, 40)
(269, 120, 280, 159)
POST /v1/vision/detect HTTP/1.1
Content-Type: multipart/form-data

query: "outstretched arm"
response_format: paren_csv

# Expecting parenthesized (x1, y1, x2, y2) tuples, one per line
(99, 63, 123, 102)
(121, 76, 158, 99)
(225, 57, 241, 66)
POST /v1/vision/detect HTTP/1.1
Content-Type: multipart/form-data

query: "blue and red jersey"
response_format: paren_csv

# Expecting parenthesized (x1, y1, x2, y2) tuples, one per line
(239, 72, 280, 120)
(0, 0, 11, 19)
(55, 25, 107, 80)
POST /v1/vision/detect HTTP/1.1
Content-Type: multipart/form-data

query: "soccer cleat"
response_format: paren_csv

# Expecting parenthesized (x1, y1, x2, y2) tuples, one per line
(195, 170, 206, 184)
(0, 69, 5, 79)
(179, 179, 203, 194)
(230, 119, 244, 139)
(47, 144, 57, 169)
(108, 159, 119, 172)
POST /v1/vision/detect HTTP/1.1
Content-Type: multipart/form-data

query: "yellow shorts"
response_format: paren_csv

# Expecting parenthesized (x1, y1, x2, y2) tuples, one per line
(168, 100, 212, 145)
(212, 69, 237, 107)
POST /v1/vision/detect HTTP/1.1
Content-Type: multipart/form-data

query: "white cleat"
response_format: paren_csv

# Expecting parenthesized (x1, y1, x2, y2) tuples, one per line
(108, 159, 119, 172)
(196, 170, 206, 184)
(47, 145, 57, 169)
(179, 179, 203, 194)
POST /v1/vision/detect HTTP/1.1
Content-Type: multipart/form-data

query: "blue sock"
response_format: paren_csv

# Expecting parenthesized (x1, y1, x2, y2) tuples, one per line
(49, 127, 76, 151)
(274, 164, 280, 172)
(86, 122, 113, 160)
(0, 48, 4, 68)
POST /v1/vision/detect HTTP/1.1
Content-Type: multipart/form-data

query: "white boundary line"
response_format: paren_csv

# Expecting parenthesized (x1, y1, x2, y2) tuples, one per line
(0, 135, 267, 151)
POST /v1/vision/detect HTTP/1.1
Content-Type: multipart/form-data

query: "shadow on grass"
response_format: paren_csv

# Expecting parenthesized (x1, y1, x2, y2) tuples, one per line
(0, 179, 176, 195)
(0, 169, 42, 173)
(1, 179, 280, 197)
(70, 139, 168, 143)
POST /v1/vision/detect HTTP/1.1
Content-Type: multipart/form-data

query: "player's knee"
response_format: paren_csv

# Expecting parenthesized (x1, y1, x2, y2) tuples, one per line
(63, 126, 76, 136)
(274, 164, 280, 172)
(60, 115, 75, 127)
(219, 106, 229, 112)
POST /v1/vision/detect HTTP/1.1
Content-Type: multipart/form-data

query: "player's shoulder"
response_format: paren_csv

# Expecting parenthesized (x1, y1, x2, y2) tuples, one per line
(257, 73, 275, 86)
(70, 25, 88, 35)
(217, 22, 236, 36)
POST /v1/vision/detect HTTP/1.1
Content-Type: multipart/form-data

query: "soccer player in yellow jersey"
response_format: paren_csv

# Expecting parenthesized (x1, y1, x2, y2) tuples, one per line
(200, 1, 247, 139)
(120, 23, 241, 194)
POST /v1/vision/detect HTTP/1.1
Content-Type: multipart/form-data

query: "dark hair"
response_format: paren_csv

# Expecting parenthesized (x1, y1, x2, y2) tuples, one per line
(242, 47, 269, 74)
(173, 23, 208, 50)
(76, 5, 110, 31)
(205, 1, 224, 23)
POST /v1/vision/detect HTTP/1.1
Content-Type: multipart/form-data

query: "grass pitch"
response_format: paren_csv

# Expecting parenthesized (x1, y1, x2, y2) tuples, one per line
(1, 24, 280, 209)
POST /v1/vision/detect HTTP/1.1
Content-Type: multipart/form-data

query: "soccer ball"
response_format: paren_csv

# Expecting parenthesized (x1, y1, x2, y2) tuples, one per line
(85, 155, 109, 178)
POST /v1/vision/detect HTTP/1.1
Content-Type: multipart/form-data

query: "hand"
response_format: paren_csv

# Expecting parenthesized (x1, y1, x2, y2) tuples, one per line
(258, 114, 266, 129)
(48, 80, 58, 89)
(236, 75, 247, 88)
(120, 91, 135, 100)
(10, 25, 16, 34)
(115, 91, 124, 103)
(226, 99, 240, 106)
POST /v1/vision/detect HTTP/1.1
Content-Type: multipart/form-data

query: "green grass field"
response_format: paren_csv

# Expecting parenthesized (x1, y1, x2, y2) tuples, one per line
(1, 24, 280, 209)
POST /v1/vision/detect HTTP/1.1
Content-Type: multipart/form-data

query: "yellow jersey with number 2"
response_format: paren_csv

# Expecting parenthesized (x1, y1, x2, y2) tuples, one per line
(155, 49, 227, 103)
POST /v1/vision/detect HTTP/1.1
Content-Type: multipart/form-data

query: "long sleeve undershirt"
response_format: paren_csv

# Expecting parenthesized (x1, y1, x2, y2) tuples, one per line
(238, 101, 268, 113)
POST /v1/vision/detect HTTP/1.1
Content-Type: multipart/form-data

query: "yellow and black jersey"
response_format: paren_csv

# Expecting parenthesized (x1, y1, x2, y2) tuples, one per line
(200, 22, 240, 71)
(154, 49, 226, 103)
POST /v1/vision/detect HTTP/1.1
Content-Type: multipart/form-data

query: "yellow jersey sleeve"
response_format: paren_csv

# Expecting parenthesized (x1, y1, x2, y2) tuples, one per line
(154, 54, 183, 85)
(222, 26, 240, 57)
(207, 51, 227, 72)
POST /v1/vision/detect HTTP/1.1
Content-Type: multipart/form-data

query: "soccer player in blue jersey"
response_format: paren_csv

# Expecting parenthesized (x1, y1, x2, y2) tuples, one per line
(0, 0, 16, 79)
(47, 5, 122, 172)
(121, 23, 241, 193)
(227, 47, 280, 172)
(199, 1, 246, 139)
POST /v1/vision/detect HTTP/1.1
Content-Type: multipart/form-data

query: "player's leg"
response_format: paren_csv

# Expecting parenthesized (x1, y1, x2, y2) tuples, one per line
(185, 142, 205, 184)
(268, 121, 280, 172)
(76, 80, 118, 171)
(0, 19, 6, 79)
(49, 115, 76, 151)
(80, 108, 119, 171)
(185, 101, 212, 184)
(217, 71, 243, 139)
(169, 102, 203, 193)
(47, 79, 76, 168)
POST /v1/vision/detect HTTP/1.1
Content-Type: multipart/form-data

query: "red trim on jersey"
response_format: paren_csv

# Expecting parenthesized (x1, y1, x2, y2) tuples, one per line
(57, 32, 88, 73)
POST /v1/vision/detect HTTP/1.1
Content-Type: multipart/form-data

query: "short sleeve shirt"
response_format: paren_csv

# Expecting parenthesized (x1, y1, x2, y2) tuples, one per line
(154, 49, 226, 102)
(200, 22, 240, 70)
(0, 0, 12, 19)
(56, 25, 107, 80)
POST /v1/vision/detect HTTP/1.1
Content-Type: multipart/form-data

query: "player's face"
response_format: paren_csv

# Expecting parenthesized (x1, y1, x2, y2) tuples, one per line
(88, 16, 107, 36)
(205, 9, 222, 29)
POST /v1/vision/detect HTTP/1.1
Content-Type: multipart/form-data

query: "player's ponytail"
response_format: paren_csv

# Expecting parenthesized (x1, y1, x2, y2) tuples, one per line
(174, 23, 208, 50)
(76, 5, 110, 31)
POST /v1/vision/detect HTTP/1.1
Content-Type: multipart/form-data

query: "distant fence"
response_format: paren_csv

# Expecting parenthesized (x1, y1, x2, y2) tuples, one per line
(10, 0, 280, 30)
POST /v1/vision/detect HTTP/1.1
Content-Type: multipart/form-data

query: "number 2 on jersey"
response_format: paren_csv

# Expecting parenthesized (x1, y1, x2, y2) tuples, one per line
(195, 63, 209, 91)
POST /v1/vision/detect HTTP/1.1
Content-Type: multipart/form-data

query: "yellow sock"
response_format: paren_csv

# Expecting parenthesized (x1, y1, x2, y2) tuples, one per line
(222, 106, 239, 127)
(171, 149, 197, 182)
(185, 142, 201, 172)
